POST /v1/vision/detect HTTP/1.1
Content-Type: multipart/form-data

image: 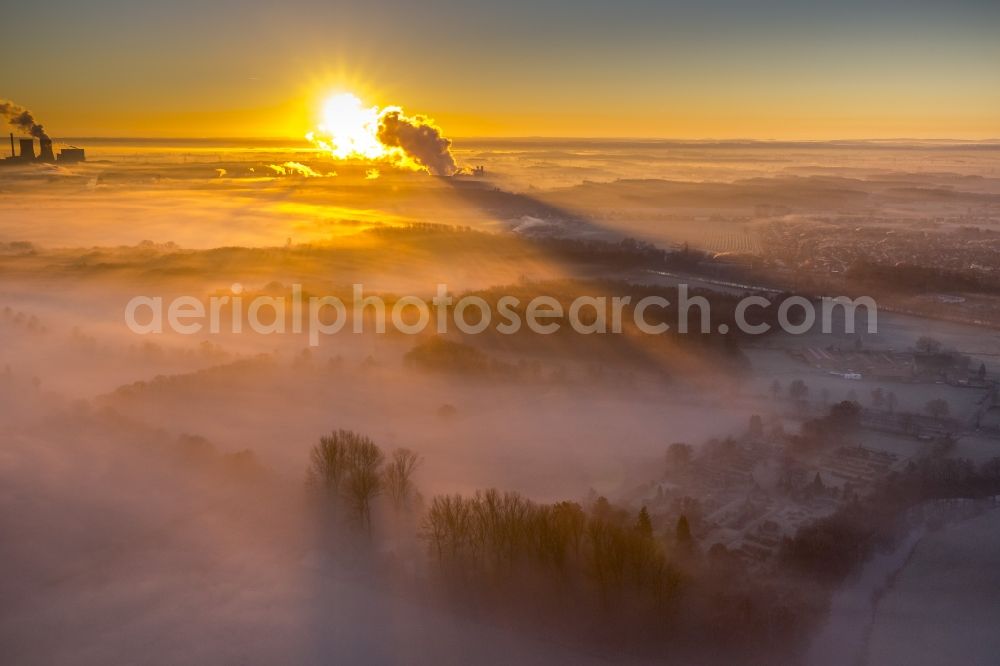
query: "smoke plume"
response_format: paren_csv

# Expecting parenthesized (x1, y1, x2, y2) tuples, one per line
(0, 100, 49, 139)
(377, 110, 457, 176)
(268, 161, 327, 177)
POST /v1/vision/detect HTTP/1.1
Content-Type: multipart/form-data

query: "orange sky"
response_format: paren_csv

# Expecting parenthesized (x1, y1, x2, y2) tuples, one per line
(3, 1, 999, 140)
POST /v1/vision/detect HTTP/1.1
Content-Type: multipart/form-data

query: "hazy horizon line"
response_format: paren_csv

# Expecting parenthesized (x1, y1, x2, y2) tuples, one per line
(29, 136, 1000, 148)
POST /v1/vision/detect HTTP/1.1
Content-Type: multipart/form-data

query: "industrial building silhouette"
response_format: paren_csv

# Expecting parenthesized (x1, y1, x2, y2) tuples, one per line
(3, 133, 84, 164)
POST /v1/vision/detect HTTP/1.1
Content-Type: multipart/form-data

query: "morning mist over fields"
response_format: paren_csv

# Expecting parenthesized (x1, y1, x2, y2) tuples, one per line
(3, 1, 1000, 665)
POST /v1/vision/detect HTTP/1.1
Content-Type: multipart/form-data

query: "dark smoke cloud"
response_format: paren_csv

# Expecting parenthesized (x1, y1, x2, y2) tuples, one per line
(377, 110, 457, 176)
(0, 100, 48, 139)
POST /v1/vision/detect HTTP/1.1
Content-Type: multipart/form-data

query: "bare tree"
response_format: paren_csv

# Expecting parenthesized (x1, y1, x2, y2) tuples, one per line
(675, 515, 694, 554)
(384, 448, 422, 511)
(421, 490, 679, 605)
(634, 506, 653, 539)
(306, 430, 353, 496)
(344, 436, 385, 530)
(307, 429, 387, 532)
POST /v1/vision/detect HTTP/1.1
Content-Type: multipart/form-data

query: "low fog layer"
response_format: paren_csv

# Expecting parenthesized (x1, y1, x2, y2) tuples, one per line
(3, 140, 1000, 664)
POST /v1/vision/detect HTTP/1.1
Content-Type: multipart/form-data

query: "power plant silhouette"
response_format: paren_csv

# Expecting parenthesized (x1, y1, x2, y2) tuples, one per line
(3, 133, 85, 165)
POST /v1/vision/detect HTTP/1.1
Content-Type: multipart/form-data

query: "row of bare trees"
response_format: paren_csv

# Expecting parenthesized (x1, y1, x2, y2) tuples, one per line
(423, 489, 680, 602)
(302, 431, 810, 659)
(306, 429, 421, 530)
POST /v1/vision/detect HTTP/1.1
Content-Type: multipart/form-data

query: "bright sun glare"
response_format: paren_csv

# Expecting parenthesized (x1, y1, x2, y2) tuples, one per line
(308, 92, 386, 160)
(305, 90, 455, 174)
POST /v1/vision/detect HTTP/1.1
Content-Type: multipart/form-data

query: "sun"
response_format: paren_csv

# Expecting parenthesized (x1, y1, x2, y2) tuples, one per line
(307, 92, 386, 160)
(304, 90, 457, 175)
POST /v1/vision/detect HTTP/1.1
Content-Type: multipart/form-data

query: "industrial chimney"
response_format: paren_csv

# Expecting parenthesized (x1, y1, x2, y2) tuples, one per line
(38, 137, 55, 162)
(18, 138, 34, 160)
